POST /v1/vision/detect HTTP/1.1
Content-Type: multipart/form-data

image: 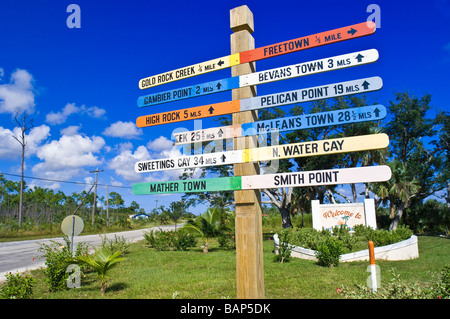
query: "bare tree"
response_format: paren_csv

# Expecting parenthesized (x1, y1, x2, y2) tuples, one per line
(12, 112, 34, 228)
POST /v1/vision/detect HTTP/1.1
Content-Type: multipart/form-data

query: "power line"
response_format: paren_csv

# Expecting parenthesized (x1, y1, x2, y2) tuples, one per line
(0, 171, 132, 189)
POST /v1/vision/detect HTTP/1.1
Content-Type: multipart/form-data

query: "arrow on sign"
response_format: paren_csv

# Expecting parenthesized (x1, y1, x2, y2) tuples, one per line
(135, 134, 389, 173)
(374, 107, 381, 117)
(138, 21, 376, 90)
(355, 53, 365, 62)
(137, 49, 379, 107)
(347, 28, 357, 36)
(132, 165, 391, 195)
(362, 81, 370, 90)
(136, 77, 383, 128)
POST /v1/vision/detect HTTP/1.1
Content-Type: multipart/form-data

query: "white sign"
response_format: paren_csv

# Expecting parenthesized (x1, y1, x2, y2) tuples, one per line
(135, 150, 242, 173)
(311, 198, 377, 231)
(240, 49, 379, 87)
(241, 166, 391, 190)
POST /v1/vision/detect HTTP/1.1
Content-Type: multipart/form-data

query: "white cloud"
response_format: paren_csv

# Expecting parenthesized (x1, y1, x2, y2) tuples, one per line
(108, 145, 151, 182)
(108, 136, 202, 184)
(146, 136, 173, 152)
(60, 125, 82, 136)
(0, 69, 36, 114)
(45, 103, 106, 125)
(103, 121, 143, 139)
(0, 124, 50, 160)
(33, 134, 105, 180)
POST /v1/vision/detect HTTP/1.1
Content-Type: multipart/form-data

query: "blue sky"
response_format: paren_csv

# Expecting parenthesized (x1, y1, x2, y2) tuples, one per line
(0, 0, 449, 214)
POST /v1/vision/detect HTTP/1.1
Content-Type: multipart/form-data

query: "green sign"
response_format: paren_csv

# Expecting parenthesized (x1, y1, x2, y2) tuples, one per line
(133, 176, 241, 195)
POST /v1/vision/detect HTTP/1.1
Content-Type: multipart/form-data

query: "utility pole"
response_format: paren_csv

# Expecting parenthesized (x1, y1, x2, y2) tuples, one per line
(89, 169, 103, 227)
(106, 185, 109, 227)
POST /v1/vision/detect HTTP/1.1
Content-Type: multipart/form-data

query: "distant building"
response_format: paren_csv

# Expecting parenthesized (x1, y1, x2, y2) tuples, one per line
(129, 213, 150, 220)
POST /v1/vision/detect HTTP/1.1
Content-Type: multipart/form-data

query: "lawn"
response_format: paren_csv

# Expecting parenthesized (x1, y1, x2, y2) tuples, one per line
(28, 235, 450, 299)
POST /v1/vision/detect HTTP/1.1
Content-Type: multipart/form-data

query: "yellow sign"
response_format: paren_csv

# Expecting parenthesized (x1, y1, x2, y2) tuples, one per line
(139, 54, 240, 90)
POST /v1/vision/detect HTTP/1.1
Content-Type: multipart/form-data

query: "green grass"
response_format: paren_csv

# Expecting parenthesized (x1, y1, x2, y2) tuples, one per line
(26, 235, 449, 299)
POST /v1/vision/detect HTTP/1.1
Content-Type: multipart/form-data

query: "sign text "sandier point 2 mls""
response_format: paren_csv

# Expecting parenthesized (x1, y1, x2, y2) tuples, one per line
(138, 21, 376, 89)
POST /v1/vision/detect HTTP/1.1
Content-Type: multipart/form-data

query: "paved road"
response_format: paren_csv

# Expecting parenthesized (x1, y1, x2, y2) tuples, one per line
(0, 225, 179, 282)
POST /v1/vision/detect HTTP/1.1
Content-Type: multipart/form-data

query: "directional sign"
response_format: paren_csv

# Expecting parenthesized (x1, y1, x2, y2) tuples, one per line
(241, 165, 392, 190)
(138, 21, 376, 89)
(137, 49, 379, 107)
(173, 104, 387, 145)
(135, 134, 389, 173)
(132, 165, 391, 195)
(136, 76, 383, 128)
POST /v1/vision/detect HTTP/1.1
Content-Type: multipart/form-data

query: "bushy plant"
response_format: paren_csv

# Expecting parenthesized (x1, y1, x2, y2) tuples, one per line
(273, 229, 291, 263)
(340, 265, 450, 299)
(37, 236, 90, 292)
(99, 234, 131, 255)
(353, 224, 413, 247)
(315, 236, 343, 267)
(0, 272, 35, 299)
(218, 231, 236, 250)
(144, 229, 196, 251)
(284, 225, 413, 255)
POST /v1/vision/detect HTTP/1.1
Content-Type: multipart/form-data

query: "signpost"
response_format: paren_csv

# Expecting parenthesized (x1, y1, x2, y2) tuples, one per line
(138, 21, 376, 89)
(132, 5, 384, 300)
(135, 134, 389, 173)
(61, 214, 84, 254)
(173, 104, 387, 145)
(137, 49, 379, 107)
(136, 76, 383, 128)
(132, 165, 392, 195)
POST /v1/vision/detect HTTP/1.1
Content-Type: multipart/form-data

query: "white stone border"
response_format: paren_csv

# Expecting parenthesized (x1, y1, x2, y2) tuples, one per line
(273, 234, 419, 262)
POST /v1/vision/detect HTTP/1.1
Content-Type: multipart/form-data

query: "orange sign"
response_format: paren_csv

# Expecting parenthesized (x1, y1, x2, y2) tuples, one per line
(240, 21, 376, 63)
(136, 100, 240, 127)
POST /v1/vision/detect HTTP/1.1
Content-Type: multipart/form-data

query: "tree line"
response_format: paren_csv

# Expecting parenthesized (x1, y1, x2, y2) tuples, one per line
(0, 177, 132, 229)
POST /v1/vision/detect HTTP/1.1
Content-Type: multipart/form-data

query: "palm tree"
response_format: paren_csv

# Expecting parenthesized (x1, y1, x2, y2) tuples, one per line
(182, 208, 226, 253)
(72, 249, 125, 296)
(373, 160, 419, 230)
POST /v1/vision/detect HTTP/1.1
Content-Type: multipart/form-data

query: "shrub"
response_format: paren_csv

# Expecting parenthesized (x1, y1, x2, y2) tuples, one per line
(340, 265, 450, 299)
(353, 224, 413, 247)
(144, 229, 196, 251)
(218, 231, 236, 250)
(99, 234, 131, 255)
(273, 229, 291, 263)
(0, 272, 35, 299)
(37, 236, 90, 292)
(285, 225, 413, 254)
(315, 237, 343, 267)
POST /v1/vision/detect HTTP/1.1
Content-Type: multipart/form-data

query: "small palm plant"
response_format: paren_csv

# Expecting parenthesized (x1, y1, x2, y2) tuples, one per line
(183, 208, 228, 253)
(72, 249, 125, 296)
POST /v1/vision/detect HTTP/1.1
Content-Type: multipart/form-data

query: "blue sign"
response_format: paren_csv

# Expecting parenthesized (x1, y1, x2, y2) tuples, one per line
(241, 105, 386, 135)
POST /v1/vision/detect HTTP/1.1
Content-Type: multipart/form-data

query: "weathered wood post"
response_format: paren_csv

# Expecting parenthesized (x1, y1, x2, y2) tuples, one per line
(230, 5, 265, 299)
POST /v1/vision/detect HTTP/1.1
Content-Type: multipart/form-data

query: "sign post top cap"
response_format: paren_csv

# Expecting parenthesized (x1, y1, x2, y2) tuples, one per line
(230, 5, 254, 33)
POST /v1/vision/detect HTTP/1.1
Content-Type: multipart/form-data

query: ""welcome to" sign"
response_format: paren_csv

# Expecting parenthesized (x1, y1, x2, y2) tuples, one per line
(311, 199, 377, 231)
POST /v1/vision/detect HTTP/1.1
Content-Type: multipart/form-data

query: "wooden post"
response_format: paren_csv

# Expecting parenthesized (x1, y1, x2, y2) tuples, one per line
(230, 5, 265, 299)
